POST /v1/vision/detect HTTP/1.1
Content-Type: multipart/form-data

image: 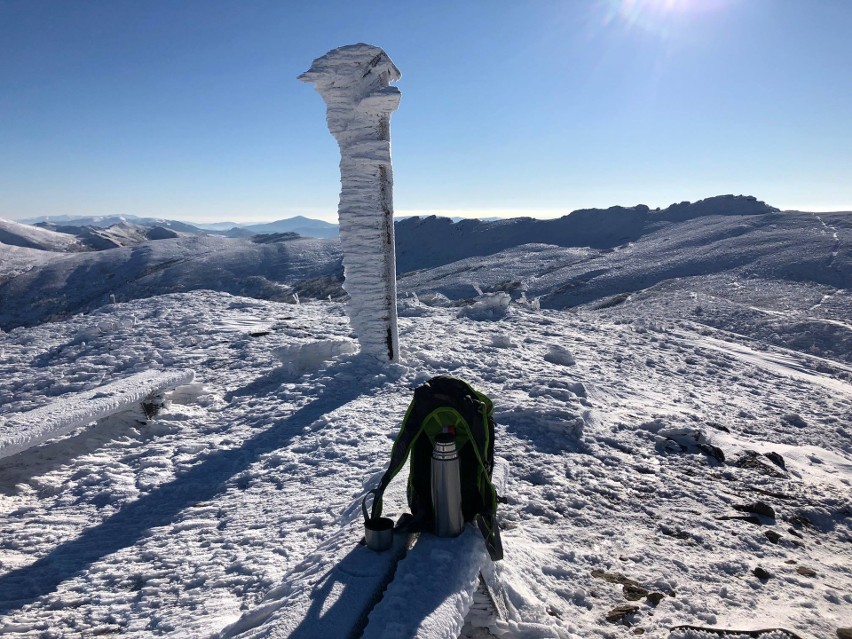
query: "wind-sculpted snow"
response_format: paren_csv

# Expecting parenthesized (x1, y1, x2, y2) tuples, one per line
(0, 290, 850, 637)
(0, 235, 342, 330)
(300, 43, 401, 362)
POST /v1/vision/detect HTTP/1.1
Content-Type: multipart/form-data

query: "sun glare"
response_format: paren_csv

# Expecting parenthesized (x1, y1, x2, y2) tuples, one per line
(605, 0, 729, 35)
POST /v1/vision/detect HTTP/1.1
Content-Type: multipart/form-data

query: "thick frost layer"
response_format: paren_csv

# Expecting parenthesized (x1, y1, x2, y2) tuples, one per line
(299, 44, 401, 362)
(0, 368, 194, 460)
(362, 458, 511, 639)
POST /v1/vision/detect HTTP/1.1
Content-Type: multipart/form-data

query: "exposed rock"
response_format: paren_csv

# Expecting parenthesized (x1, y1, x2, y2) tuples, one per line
(788, 514, 813, 529)
(781, 413, 808, 428)
(646, 592, 665, 606)
(764, 530, 782, 544)
(659, 524, 691, 539)
(698, 442, 725, 462)
(623, 583, 649, 601)
(591, 570, 641, 587)
(733, 501, 776, 519)
(717, 514, 762, 525)
(764, 451, 786, 470)
(796, 566, 817, 577)
(671, 624, 805, 638)
(753, 566, 772, 580)
(837, 628, 852, 639)
(605, 604, 639, 624)
(736, 450, 785, 477)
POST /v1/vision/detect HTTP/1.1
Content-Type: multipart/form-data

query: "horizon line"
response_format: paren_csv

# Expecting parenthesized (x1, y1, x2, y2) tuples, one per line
(5, 201, 851, 226)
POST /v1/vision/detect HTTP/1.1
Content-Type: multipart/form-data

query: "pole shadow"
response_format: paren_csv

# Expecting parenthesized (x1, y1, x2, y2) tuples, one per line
(0, 368, 382, 616)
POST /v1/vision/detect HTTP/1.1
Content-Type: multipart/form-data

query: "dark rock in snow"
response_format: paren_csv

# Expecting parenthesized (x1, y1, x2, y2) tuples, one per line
(733, 501, 776, 519)
(753, 566, 772, 580)
(623, 583, 649, 601)
(591, 570, 641, 587)
(698, 442, 725, 462)
(781, 413, 808, 428)
(764, 530, 782, 544)
(735, 451, 786, 477)
(836, 628, 852, 639)
(646, 592, 665, 606)
(717, 514, 763, 525)
(764, 451, 786, 469)
(605, 604, 639, 624)
(796, 566, 817, 577)
(788, 514, 813, 529)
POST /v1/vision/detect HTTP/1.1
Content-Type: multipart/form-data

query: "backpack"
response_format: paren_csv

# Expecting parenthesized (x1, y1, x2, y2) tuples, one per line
(366, 375, 503, 561)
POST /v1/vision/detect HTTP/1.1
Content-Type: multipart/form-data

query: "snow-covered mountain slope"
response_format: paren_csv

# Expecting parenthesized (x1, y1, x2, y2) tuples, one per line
(394, 195, 778, 273)
(4, 205, 848, 341)
(398, 210, 851, 364)
(22, 214, 205, 234)
(36, 221, 184, 250)
(0, 245, 64, 283)
(21, 214, 340, 240)
(0, 218, 83, 252)
(0, 291, 848, 638)
(0, 235, 343, 330)
(242, 216, 338, 239)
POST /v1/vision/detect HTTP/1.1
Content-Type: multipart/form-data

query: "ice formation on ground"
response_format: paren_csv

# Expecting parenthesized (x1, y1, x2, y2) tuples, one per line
(0, 368, 194, 460)
(299, 43, 402, 363)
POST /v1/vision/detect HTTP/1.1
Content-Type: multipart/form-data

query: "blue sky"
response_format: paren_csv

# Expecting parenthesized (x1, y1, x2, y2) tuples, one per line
(1, 0, 850, 223)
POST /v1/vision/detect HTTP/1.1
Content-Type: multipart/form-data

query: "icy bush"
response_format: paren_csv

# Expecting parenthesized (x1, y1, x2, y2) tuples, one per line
(417, 291, 452, 307)
(397, 292, 431, 317)
(457, 292, 511, 321)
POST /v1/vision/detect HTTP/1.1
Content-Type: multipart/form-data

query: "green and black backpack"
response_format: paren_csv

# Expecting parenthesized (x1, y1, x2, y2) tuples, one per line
(366, 375, 503, 561)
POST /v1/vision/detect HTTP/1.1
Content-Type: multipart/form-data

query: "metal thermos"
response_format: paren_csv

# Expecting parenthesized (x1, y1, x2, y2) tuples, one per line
(431, 433, 464, 537)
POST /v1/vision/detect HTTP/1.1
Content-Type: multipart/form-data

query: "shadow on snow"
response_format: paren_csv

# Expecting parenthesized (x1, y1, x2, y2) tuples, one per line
(0, 365, 385, 616)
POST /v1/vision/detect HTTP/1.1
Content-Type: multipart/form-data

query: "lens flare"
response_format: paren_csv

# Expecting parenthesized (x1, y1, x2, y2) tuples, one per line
(604, 0, 730, 36)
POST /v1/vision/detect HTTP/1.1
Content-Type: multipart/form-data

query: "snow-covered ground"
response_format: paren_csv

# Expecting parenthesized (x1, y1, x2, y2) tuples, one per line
(0, 219, 84, 252)
(0, 203, 849, 638)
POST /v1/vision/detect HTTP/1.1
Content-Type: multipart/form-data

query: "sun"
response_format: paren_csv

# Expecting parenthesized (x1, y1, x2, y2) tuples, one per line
(604, 0, 729, 35)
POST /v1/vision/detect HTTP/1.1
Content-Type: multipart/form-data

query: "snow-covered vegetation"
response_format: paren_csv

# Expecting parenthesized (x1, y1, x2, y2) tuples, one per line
(0, 197, 849, 638)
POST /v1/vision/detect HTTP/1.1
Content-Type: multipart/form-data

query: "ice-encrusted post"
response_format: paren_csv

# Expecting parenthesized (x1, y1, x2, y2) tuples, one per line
(299, 44, 401, 363)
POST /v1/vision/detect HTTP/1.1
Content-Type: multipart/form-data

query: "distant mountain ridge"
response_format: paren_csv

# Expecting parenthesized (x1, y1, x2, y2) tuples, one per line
(2, 195, 848, 339)
(20, 214, 340, 239)
(394, 194, 777, 272)
(21, 214, 204, 234)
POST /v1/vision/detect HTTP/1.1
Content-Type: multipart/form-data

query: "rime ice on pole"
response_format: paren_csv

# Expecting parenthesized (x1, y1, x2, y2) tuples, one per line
(299, 44, 401, 363)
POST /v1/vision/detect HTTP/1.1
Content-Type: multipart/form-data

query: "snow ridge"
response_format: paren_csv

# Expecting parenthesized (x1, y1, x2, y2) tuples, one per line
(299, 44, 402, 362)
(0, 368, 194, 460)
